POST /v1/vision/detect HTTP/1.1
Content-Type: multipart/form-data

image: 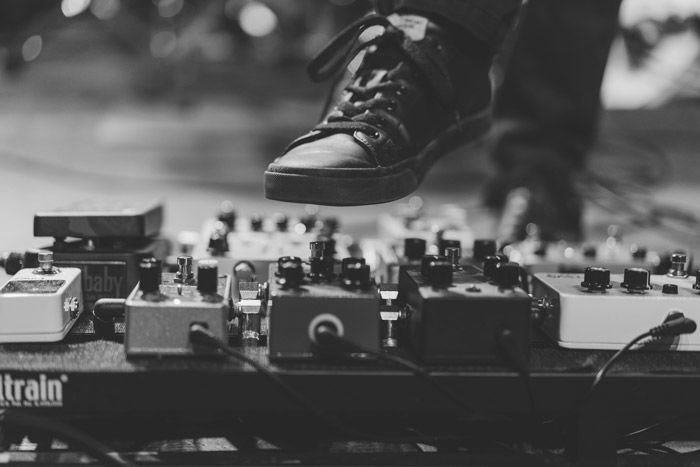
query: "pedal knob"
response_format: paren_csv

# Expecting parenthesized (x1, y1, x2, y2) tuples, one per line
(495, 262, 521, 289)
(662, 283, 678, 294)
(445, 246, 461, 269)
(23, 249, 41, 270)
(693, 270, 700, 291)
(139, 258, 162, 294)
(534, 243, 547, 257)
(403, 238, 426, 260)
(580, 267, 612, 291)
(438, 239, 460, 256)
(482, 255, 504, 280)
(37, 250, 55, 274)
(197, 260, 218, 295)
(341, 257, 365, 275)
(425, 259, 452, 287)
(421, 255, 446, 276)
(310, 239, 335, 259)
(234, 261, 256, 282)
(621, 268, 651, 292)
(273, 213, 289, 232)
(217, 201, 236, 230)
(309, 241, 325, 259)
(631, 245, 647, 260)
(308, 256, 333, 281)
(277, 256, 301, 274)
(322, 217, 340, 234)
(250, 214, 264, 232)
(667, 253, 688, 278)
(208, 222, 229, 254)
(278, 259, 304, 288)
(317, 237, 336, 257)
(582, 245, 597, 259)
(473, 239, 497, 262)
(342, 263, 371, 288)
(1, 251, 24, 275)
(300, 215, 318, 231)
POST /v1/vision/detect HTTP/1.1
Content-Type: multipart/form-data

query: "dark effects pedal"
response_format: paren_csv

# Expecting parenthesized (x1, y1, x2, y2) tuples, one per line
(399, 252, 531, 362)
(268, 242, 380, 360)
(33, 199, 170, 311)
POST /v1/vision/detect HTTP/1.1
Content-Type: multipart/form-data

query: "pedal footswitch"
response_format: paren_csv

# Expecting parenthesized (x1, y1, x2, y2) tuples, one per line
(0, 251, 83, 342)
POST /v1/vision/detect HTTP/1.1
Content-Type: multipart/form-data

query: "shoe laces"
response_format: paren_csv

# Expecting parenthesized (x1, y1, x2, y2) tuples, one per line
(306, 13, 461, 145)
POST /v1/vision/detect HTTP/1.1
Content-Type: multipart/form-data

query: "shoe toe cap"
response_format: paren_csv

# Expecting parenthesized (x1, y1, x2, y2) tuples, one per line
(269, 134, 376, 172)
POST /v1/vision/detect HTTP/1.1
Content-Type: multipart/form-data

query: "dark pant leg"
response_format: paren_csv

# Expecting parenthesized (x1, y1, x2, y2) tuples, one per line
(490, 0, 622, 198)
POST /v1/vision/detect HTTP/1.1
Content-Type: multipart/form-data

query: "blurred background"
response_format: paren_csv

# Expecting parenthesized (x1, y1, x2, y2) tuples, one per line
(0, 0, 699, 253)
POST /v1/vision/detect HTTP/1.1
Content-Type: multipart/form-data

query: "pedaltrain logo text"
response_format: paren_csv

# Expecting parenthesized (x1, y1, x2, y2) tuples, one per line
(0, 373, 67, 408)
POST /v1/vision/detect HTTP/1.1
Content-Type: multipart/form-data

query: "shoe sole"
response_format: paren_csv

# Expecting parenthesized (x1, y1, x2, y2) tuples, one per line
(264, 109, 491, 206)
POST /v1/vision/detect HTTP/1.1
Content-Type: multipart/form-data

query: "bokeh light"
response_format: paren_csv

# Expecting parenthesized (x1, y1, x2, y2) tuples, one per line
(61, 0, 91, 18)
(150, 30, 177, 58)
(238, 2, 278, 38)
(21, 35, 43, 62)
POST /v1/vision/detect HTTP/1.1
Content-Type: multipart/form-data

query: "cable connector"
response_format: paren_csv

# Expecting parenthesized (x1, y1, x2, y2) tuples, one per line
(649, 317, 697, 337)
(189, 323, 219, 348)
(585, 315, 698, 405)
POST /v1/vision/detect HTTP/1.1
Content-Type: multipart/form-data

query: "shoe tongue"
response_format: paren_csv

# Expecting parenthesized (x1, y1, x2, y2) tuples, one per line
(387, 13, 430, 42)
(355, 13, 435, 80)
(351, 14, 437, 87)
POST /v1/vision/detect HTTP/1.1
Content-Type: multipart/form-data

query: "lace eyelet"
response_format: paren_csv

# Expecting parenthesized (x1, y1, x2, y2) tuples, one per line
(386, 101, 398, 111)
(396, 86, 408, 96)
(370, 131, 381, 139)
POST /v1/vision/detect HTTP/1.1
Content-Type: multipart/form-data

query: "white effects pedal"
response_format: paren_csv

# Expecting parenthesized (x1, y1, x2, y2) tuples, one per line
(532, 254, 700, 350)
(0, 251, 83, 343)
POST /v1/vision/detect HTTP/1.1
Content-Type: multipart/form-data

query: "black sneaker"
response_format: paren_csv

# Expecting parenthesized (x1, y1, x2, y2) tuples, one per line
(264, 12, 493, 206)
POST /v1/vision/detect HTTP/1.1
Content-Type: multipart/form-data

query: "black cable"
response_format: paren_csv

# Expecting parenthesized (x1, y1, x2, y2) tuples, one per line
(314, 324, 539, 415)
(0, 410, 133, 467)
(189, 325, 556, 463)
(584, 317, 697, 404)
(622, 413, 700, 444)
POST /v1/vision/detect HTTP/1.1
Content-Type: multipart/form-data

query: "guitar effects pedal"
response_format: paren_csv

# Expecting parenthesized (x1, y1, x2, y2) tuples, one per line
(399, 256, 531, 362)
(268, 246, 380, 360)
(532, 255, 700, 350)
(32, 199, 170, 311)
(124, 258, 232, 357)
(0, 251, 83, 342)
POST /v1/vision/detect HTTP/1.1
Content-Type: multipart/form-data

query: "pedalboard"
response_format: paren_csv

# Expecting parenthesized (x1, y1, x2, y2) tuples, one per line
(0, 251, 83, 343)
(124, 258, 232, 357)
(268, 245, 380, 360)
(399, 254, 531, 362)
(532, 255, 700, 350)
